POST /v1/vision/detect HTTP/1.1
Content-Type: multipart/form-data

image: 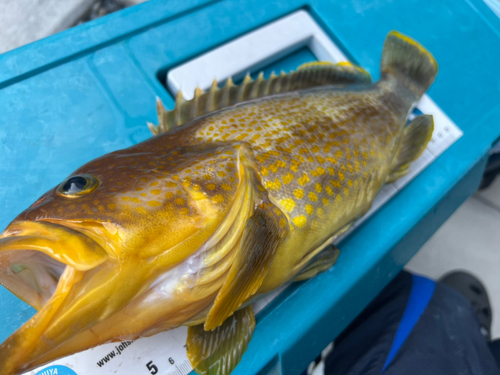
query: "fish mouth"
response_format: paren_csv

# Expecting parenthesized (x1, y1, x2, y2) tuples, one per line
(0, 220, 109, 374)
(0, 220, 108, 310)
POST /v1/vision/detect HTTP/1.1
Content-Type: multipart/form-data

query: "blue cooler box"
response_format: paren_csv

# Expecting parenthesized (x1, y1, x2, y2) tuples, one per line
(1, 1, 500, 374)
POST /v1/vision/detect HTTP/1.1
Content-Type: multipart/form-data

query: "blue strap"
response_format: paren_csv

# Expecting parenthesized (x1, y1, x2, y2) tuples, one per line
(381, 274, 436, 372)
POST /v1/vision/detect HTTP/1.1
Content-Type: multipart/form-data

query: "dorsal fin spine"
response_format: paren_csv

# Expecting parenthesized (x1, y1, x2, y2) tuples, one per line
(207, 80, 218, 112)
(221, 78, 233, 107)
(174, 91, 184, 126)
(190, 87, 202, 119)
(237, 75, 253, 103)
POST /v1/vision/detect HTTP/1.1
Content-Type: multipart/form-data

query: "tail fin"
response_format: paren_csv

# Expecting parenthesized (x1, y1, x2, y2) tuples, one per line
(381, 31, 438, 97)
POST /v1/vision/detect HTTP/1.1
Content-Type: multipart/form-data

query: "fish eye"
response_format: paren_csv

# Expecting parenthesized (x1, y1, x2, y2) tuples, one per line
(56, 174, 99, 198)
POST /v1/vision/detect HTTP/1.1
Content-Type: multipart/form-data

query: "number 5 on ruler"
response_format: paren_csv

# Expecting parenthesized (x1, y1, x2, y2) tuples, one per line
(146, 360, 158, 374)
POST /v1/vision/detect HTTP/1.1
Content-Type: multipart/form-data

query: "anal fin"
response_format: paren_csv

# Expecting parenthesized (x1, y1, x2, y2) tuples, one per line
(187, 305, 255, 375)
(386, 114, 434, 183)
(294, 245, 340, 282)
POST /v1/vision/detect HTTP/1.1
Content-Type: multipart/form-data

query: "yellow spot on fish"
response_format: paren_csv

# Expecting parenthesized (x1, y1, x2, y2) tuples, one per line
(322, 197, 329, 206)
(107, 203, 116, 210)
(261, 167, 269, 177)
(305, 204, 314, 215)
(293, 215, 307, 228)
(165, 192, 174, 199)
(279, 198, 296, 213)
(151, 189, 161, 195)
(338, 171, 345, 181)
(217, 171, 227, 177)
(293, 189, 304, 199)
(140, 193, 147, 197)
(206, 183, 216, 190)
(269, 164, 278, 173)
(136, 187, 143, 191)
(308, 192, 318, 202)
(236, 134, 248, 140)
(150, 182, 159, 187)
(179, 207, 190, 215)
(203, 174, 212, 180)
(265, 179, 282, 191)
(166, 181, 177, 188)
(148, 201, 161, 207)
(175, 197, 185, 205)
(211, 194, 225, 203)
(330, 180, 342, 189)
(325, 186, 333, 196)
(298, 174, 310, 186)
(315, 183, 322, 193)
(221, 183, 232, 191)
(282, 173, 294, 185)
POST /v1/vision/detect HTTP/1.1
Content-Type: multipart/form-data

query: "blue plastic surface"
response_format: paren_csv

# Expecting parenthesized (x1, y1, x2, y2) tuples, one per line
(1, 1, 500, 374)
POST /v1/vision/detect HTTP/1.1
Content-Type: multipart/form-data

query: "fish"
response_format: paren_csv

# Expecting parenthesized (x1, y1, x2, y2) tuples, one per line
(0, 31, 437, 375)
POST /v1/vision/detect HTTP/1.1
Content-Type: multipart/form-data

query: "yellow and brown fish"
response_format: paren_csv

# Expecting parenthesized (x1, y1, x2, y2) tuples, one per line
(0, 31, 437, 375)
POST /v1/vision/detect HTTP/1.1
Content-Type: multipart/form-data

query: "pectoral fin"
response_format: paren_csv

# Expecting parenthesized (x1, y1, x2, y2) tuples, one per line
(294, 245, 340, 282)
(187, 305, 255, 375)
(386, 114, 434, 183)
(205, 200, 287, 330)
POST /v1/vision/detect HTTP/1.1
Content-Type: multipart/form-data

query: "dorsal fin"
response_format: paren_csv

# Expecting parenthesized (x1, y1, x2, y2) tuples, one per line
(148, 62, 372, 135)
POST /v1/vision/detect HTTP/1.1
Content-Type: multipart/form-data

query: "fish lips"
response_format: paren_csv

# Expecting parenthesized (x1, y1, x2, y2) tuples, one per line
(0, 220, 109, 272)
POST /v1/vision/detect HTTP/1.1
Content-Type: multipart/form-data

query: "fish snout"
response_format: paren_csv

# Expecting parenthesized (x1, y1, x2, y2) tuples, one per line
(0, 220, 110, 374)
